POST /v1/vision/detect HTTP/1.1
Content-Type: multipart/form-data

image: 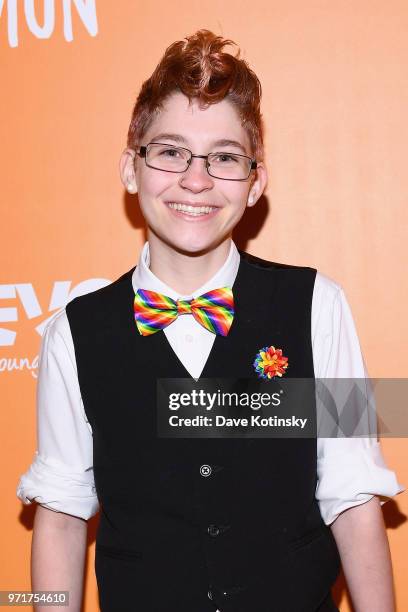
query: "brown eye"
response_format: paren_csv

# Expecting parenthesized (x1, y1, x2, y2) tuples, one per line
(160, 148, 180, 157)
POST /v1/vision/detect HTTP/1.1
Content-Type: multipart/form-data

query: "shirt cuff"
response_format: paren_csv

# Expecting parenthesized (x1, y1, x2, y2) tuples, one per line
(16, 451, 99, 521)
(316, 440, 405, 525)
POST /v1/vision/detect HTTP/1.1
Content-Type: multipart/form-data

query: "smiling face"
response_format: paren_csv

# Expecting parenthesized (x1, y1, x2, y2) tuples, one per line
(120, 91, 267, 256)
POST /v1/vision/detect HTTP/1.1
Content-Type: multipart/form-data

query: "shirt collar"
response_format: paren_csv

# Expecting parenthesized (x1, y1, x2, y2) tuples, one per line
(132, 240, 240, 299)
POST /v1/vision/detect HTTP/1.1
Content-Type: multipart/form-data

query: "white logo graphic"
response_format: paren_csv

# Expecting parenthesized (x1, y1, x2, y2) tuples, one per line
(0, 278, 111, 377)
(1, 0, 98, 48)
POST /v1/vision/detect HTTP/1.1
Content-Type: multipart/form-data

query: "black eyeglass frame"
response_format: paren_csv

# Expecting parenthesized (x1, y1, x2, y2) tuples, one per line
(136, 142, 258, 181)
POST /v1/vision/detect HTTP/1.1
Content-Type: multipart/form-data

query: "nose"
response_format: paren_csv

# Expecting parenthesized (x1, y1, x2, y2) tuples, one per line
(178, 155, 214, 192)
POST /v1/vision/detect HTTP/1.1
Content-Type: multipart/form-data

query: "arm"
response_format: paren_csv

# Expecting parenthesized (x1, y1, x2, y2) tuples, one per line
(330, 496, 395, 612)
(32, 506, 87, 612)
(312, 275, 404, 607)
(16, 309, 99, 609)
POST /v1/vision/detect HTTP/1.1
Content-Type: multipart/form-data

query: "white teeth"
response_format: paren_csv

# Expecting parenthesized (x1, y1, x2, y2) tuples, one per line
(168, 203, 215, 215)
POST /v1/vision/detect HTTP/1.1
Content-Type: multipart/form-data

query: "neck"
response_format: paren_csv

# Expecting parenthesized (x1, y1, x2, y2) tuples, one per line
(147, 233, 232, 295)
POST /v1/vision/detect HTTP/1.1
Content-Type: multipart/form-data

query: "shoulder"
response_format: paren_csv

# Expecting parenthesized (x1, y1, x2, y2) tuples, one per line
(41, 307, 71, 345)
(68, 267, 135, 306)
(312, 272, 349, 347)
(313, 271, 344, 313)
(65, 267, 135, 325)
(238, 249, 315, 274)
(238, 250, 318, 296)
(35, 308, 79, 373)
(239, 250, 346, 304)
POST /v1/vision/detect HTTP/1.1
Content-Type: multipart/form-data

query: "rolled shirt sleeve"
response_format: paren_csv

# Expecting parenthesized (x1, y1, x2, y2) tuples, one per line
(313, 273, 405, 525)
(16, 308, 99, 520)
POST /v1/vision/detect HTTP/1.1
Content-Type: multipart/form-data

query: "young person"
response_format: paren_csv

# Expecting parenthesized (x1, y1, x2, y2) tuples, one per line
(17, 30, 404, 612)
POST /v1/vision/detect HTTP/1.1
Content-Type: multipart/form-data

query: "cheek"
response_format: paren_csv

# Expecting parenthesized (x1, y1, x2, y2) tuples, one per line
(137, 174, 175, 215)
(225, 184, 250, 210)
(137, 164, 175, 194)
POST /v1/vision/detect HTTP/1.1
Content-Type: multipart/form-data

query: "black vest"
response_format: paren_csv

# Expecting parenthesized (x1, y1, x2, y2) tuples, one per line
(66, 250, 341, 612)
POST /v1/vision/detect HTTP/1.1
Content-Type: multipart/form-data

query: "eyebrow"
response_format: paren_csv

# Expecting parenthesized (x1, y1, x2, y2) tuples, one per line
(149, 132, 248, 154)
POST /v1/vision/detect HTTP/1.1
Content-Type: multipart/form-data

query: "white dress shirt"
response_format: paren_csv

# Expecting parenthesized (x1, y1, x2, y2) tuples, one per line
(16, 240, 404, 526)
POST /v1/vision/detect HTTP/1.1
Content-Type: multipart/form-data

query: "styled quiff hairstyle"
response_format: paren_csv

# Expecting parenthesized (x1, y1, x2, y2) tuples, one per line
(127, 30, 264, 160)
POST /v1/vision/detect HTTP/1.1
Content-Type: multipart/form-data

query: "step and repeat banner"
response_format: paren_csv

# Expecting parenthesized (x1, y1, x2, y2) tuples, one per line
(1, 1, 407, 610)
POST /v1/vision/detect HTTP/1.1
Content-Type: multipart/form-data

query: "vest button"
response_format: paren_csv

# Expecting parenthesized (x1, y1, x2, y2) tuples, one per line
(207, 524, 220, 537)
(200, 464, 212, 477)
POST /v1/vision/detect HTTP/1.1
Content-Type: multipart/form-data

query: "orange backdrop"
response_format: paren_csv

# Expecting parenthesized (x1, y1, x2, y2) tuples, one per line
(1, 1, 407, 610)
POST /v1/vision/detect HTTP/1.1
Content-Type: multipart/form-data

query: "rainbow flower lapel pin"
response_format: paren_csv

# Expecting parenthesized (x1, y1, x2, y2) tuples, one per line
(253, 345, 288, 379)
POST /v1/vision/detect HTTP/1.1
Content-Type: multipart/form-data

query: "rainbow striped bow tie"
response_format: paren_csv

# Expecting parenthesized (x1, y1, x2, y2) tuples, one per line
(134, 287, 234, 336)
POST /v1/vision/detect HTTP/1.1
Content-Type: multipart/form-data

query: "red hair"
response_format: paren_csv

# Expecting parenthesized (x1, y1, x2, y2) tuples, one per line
(127, 30, 264, 160)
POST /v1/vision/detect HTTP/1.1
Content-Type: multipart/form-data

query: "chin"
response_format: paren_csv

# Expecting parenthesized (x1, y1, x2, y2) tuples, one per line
(167, 234, 219, 257)
(174, 241, 215, 256)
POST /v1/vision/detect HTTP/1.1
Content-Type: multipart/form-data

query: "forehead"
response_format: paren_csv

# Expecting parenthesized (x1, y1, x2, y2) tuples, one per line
(143, 91, 251, 153)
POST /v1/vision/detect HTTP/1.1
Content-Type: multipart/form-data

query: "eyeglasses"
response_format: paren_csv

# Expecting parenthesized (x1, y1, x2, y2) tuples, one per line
(137, 142, 257, 181)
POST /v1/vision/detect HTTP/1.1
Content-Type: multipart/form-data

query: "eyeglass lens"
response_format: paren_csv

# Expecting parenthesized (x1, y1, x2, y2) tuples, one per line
(146, 143, 252, 180)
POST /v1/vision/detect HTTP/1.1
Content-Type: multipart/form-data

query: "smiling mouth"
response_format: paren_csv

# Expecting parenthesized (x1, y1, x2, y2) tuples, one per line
(166, 202, 217, 216)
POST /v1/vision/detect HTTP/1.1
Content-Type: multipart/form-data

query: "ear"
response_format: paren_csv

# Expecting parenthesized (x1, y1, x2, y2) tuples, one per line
(119, 148, 137, 193)
(247, 161, 268, 207)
